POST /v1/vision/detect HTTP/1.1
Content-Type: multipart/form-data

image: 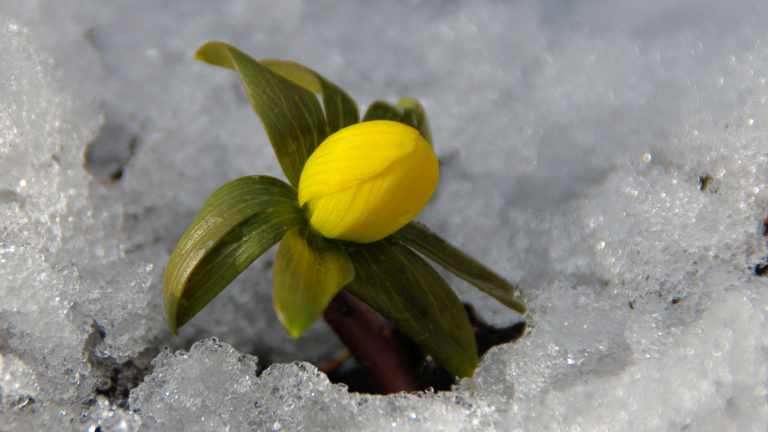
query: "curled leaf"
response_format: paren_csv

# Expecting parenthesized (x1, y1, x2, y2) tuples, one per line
(261, 59, 359, 134)
(195, 42, 327, 186)
(163, 176, 304, 334)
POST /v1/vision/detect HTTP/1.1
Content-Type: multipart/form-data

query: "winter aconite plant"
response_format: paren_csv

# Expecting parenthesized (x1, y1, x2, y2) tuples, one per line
(164, 42, 526, 387)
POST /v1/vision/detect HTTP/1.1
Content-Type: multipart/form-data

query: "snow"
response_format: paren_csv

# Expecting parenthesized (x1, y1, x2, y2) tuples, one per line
(1, 0, 767, 430)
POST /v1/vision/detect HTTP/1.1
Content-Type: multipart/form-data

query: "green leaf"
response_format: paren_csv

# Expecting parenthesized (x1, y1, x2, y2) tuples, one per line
(273, 227, 354, 338)
(393, 222, 526, 314)
(397, 98, 433, 146)
(362, 98, 432, 145)
(346, 241, 478, 378)
(195, 42, 327, 186)
(164, 176, 304, 334)
(261, 59, 359, 134)
(260, 59, 323, 93)
(361, 101, 403, 122)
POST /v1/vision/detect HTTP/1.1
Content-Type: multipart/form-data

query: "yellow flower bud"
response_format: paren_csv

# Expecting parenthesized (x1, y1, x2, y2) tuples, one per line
(298, 120, 439, 243)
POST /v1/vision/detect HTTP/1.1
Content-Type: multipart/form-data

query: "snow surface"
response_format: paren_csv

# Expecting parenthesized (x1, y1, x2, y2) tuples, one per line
(1, 0, 768, 430)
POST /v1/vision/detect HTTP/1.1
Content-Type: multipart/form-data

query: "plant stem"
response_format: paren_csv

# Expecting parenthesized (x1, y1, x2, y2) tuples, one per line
(323, 289, 420, 394)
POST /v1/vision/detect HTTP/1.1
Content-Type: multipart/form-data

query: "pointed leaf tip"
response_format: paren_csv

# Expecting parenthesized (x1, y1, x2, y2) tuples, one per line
(273, 227, 354, 338)
(194, 41, 235, 69)
(393, 222, 526, 314)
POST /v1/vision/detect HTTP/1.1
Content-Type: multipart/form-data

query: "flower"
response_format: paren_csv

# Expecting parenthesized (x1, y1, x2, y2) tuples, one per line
(298, 120, 439, 243)
(164, 42, 527, 381)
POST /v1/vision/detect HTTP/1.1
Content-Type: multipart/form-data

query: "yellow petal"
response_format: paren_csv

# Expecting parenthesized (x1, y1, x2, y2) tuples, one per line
(298, 120, 421, 205)
(297, 120, 439, 243)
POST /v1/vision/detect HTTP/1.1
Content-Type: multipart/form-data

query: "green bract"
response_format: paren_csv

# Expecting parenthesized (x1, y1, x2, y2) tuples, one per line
(163, 41, 526, 379)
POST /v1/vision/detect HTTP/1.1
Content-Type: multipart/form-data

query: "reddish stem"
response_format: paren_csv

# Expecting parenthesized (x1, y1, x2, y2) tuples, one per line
(322, 289, 420, 394)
